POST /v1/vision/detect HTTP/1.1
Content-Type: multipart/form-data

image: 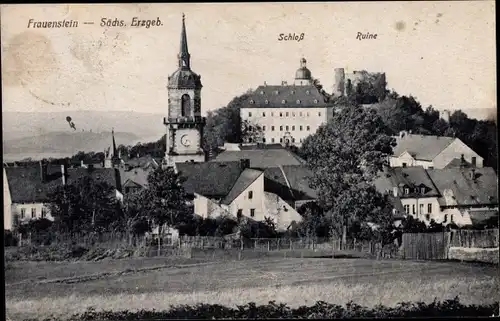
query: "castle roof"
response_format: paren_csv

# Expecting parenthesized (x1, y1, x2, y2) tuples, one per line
(243, 85, 332, 109)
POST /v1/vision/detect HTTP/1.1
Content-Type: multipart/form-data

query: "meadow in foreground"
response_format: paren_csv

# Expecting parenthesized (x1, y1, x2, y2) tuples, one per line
(6, 257, 499, 320)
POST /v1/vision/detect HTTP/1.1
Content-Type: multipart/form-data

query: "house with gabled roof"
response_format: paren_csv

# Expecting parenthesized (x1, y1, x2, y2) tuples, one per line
(375, 165, 498, 227)
(390, 132, 483, 169)
(175, 159, 304, 231)
(3, 161, 123, 231)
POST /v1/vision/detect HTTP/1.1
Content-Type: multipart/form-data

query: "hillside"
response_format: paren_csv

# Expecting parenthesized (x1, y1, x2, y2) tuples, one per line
(3, 131, 140, 161)
(2, 110, 165, 141)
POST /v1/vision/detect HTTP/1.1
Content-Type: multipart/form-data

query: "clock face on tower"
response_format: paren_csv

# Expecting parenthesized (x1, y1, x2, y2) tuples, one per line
(180, 134, 191, 147)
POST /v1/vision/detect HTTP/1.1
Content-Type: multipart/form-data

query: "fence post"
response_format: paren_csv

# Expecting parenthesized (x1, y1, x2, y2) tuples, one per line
(290, 239, 292, 251)
(157, 235, 161, 257)
(240, 238, 243, 251)
(254, 239, 257, 251)
(277, 238, 280, 251)
(267, 240, 270, 252)
(201, 238, 204, 249)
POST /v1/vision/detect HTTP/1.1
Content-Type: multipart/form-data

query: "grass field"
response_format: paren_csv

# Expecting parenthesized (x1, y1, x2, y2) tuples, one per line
(5, 255, 499, 320)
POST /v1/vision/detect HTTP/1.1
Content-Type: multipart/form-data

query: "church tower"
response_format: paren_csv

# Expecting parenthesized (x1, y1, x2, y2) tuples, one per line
(104, 128, 121, 168)
(163, 14, 206, 167)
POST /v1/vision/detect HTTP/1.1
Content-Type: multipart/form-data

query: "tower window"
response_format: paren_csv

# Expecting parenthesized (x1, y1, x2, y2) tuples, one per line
(282, 100, 286, 104)
(249, 100, 255, 104)
(181, 94, 191, 117)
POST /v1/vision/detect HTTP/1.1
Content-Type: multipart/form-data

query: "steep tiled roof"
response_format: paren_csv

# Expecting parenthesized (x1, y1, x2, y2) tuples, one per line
(281, 165, 317, 200)
(222, 168, 263, 205)
(243, 85, 332, 108)
(119, 167, 151, 188)
(263, 167, 293, 201)
(5, 165, 120, 203)
(392, 134, 455, 161)
(212, 149, 306, 168)
(444, 158, 473, 169)
(176, 161, 245, 198)
(374, 166, 440, 198)
(427, 167, 498, 206)
(122, 155, 160, 169)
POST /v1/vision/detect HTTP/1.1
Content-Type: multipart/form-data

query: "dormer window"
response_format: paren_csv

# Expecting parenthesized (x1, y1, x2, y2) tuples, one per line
(306, 90, 310, 95)
(274, 90, 279, 95)
(314, 99, 318, 103)
(249, 100, 254, 104)
(404, 188, 410, 195)
(296, 100, 301, 104)
(420, 187, 426, 194)
(282, 100, 286, 104)
(260, 91, 264, 95)
(291, 90, 295, 94)
(264, 100, 269, 104)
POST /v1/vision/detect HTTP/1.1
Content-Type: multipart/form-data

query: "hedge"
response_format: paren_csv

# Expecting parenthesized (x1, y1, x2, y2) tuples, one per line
(23, 297, 499, 320)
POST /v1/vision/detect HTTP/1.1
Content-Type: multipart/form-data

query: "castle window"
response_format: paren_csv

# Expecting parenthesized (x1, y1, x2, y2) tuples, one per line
(280, 138, 283, 143)
(271, 126, 275, 131)
(248, 112, 252, 117)
(181, 94, 191, 117)
(292, 112, 296, 117)
(282, 100, 286, 104)
(262, 112, 266, 117)
(271, 138, 275, 143)
(292, 138, 295, 143)
(265, 100, 269, 104)
(403, 205, 409, 214)
(286, 112, 289, 117)
(286, 125, 289, 131)
(263, 126, 266, 131)
(280, 126, 283, 131)
(296, 100, 301, 104)
(41, 208, 47, 218)
(318, 112, 321, 116)
(428, 204, 432, 213)
(21, 208, 26, 219)
(31, 208, 36, 218)
(249, 100, 255, 104)
(306, 90, 310, 95)
(262, 138, 266, 143)
(306, 126, 310, 131)
(271, 112, 274, 116)
(306, 112, 310, 117)
(248, 191, 253, 199)
(280, 112, 283, 117)
(299, 125, 303, 131)
(300, 112, 303, 116)
(314, 99, 318, 103)
(292, 125, 295, 131)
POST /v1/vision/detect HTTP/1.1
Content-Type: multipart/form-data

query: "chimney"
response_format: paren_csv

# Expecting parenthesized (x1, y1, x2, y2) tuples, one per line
(40, 160, 48, 183)
(459, 154, 466, 168)
(61, 163, 68, 185)
(240, 158, 250, 170)
(393, 187, 399, 197)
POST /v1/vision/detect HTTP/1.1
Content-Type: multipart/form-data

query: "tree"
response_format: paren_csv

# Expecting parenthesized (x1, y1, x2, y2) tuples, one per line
(47, 176, 120, 234)
(120, 189, 153, 242)
(300, 104, 396, 245)
(138, 167, 194, 236)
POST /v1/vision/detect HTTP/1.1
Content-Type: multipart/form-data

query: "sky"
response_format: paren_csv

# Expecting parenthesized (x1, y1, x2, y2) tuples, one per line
(1, 2, 496, 116)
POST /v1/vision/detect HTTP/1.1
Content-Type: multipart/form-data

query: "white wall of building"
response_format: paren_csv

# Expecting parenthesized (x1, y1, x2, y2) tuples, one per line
(264, 192, 303, 231)
(400, 197, 441, 223)
(434, 138, 484, 169)
(389, 152, 434, 169)
(3, 169, 13, 231)
(226, 173, 266, 220)
(241, 107, 331, 146)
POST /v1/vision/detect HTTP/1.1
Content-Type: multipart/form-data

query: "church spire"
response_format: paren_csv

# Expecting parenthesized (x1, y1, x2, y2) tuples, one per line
(111, 127, 117, 157)
(178, 13, 191, 69)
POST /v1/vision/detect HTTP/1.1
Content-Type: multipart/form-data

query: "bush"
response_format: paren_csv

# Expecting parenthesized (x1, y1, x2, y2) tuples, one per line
(25, 297, 499, 320)
(4, 230, 18, 247)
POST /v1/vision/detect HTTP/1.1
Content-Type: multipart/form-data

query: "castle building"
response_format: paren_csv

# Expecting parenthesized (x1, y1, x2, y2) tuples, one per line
(163, 14, 206, 167)
(240, 58, 335, 147)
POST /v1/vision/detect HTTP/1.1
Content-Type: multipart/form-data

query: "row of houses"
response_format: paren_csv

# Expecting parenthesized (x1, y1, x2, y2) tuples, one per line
(3, 136, 497, 234)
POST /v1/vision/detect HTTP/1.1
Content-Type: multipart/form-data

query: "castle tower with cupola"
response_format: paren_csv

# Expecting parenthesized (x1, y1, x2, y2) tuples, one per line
(163, 14, 206, 167)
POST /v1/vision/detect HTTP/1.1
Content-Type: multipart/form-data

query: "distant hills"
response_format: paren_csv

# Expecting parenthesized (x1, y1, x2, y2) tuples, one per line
(2, 110, 166, 161)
